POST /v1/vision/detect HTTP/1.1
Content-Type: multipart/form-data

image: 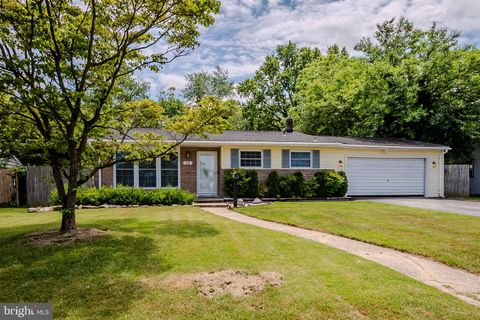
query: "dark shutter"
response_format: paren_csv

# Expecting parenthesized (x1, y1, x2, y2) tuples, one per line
(312, 150, 320, 168)
(231, 149, 239, 168)
(282, 149, 290, 168)
(263, 150, 271, 168)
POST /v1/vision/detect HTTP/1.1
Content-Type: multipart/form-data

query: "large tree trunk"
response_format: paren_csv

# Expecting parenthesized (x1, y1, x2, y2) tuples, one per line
(60, 208, 76, 233)
(56, 146, 80, 233)
(60, 184, 78, 233)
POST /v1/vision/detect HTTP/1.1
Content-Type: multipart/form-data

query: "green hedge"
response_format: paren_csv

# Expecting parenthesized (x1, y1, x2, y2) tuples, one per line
(262, 170, 348, 199)
(265, 171, 306, 198)
(51, 186, 195, 206)
(223, 169, 259, 198)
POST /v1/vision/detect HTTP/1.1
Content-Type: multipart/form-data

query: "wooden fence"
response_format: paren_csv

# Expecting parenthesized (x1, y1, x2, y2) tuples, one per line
(444, 164, 470, 197)
(26, 166, 94, 206)
(0, 169, 14, 205)
(26, 166, 56, 206)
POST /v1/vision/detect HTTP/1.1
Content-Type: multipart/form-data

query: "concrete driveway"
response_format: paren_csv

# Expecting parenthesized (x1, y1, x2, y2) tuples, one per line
(367, 198, 480, 217)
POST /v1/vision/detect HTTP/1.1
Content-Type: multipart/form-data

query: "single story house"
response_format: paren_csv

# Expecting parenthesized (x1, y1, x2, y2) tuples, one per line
(96, 125, 450, 198)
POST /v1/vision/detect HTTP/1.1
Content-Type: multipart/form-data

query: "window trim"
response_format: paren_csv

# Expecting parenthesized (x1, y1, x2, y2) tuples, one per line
(239, 149, 263, 168)
(290, 150, 312, 168)
(113, 151, 180, 189)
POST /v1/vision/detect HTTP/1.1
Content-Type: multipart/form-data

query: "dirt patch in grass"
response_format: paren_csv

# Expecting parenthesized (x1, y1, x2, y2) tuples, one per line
(20, 228, 108, 246)
(146, 270, 283, 297)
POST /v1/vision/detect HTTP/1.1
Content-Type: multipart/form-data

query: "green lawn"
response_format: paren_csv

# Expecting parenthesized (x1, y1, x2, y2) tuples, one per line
(0, 207, 479, 319)
(237, 201, 480, 274)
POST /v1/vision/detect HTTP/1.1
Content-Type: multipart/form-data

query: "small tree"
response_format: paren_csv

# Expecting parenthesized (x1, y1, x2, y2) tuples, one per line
(0, 0, 225, 232)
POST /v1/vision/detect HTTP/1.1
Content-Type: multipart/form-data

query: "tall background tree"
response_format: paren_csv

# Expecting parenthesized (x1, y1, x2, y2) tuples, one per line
(182, 65, 235, 102)
(0, 0, 230, 232)
(238, 41, 321, 131)
(293, 18, 480, 162)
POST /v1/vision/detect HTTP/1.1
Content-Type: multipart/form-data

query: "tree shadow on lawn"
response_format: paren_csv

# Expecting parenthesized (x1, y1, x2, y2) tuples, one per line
(0, 232, 170, 318)
(85, 218, 220, 238)
(0, 217, 221, 318)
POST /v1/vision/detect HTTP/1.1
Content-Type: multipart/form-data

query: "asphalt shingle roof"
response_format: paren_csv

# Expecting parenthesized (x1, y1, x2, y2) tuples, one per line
(120, 128, 448, 149)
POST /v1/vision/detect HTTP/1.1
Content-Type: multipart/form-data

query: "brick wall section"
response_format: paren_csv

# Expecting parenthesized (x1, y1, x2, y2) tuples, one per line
(180, 147, 221, 195)
(219, 169, 319, 197)
(96, 166, 113, 187)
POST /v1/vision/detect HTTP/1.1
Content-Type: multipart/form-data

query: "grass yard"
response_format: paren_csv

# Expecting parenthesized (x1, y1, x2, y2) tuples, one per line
(237, 201, 480, 274)
(0, 207, 479, 319)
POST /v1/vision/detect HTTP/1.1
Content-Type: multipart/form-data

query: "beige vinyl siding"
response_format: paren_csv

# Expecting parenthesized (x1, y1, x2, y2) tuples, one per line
(221, 146, 444, 198)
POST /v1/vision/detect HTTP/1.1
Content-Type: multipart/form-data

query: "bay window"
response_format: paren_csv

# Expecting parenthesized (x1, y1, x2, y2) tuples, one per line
(161, 154, 179, 187)
(115, 153, 134, 186)
(139, 160, 157, 188)
(114, 152, 179, 188)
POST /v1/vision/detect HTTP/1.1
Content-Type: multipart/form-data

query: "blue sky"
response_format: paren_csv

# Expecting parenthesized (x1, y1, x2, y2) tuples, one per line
(139, 0, 480, 96)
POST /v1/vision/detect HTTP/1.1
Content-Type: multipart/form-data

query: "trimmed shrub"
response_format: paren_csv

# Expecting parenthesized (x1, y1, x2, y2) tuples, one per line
(50, 186, 195, 206)
(223, 169, 259, 198)
(313, 170, 348, 198)
(265, 171, 281, 198)
(266, 171, 306, 198)
(290, 172, 306, 198)
(304, 179, 319, 198)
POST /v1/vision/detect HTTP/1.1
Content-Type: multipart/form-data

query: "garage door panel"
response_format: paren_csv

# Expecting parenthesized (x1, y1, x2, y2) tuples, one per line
(347, 158, 425, 196)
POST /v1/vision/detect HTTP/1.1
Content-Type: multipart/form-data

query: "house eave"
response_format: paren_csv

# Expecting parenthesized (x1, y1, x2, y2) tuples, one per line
(179, 140, 450, 151)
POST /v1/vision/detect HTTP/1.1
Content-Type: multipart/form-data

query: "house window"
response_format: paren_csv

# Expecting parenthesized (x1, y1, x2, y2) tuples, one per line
(470, 160, 475, 178)
(240, 151, 262, 167)
(139, 160, 156, 188)
(161, 154, 178, 187)
(115, 153, 134, 186)
(290, 151, 311, 168)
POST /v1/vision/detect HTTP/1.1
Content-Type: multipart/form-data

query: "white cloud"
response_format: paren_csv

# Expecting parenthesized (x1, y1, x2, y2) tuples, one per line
(138, 0, 480, 96)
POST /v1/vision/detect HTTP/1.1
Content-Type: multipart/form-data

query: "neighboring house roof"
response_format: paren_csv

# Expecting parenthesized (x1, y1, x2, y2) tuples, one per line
(117, 128, 449, 150)
(0, 155, 22, 169)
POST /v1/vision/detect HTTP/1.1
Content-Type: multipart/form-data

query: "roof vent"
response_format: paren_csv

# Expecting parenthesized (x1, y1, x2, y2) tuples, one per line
(285, 118, 293, 133)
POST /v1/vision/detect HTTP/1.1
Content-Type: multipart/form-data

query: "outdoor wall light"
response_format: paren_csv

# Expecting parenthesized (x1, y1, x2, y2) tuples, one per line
(186, 151, 191, 159)
(432, 161, 437, 168)
(337, 160, 344, 168)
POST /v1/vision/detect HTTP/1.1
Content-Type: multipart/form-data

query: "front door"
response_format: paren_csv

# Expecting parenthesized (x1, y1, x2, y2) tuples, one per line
(197, 151, 218, 197)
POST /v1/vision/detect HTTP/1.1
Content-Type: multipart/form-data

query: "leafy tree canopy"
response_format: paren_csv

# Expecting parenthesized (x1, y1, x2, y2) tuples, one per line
(238, 41, 321, 131)
(182, 65, 234, 102)
(293, 18, 480, 162)
(0, 0, 226, 231)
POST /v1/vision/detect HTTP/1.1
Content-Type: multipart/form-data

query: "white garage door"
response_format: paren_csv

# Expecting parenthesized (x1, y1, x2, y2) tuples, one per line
(347, 158, 425, 196)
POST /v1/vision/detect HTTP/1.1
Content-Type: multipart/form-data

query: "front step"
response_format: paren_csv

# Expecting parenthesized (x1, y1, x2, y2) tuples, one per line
(194, 202, 230, 208)
(194, 197, 225, 203)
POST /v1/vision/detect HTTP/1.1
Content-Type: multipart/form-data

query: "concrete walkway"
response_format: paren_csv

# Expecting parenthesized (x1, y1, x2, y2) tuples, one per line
(202, 207, 480, 307)
(367, 198, 480, 217)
